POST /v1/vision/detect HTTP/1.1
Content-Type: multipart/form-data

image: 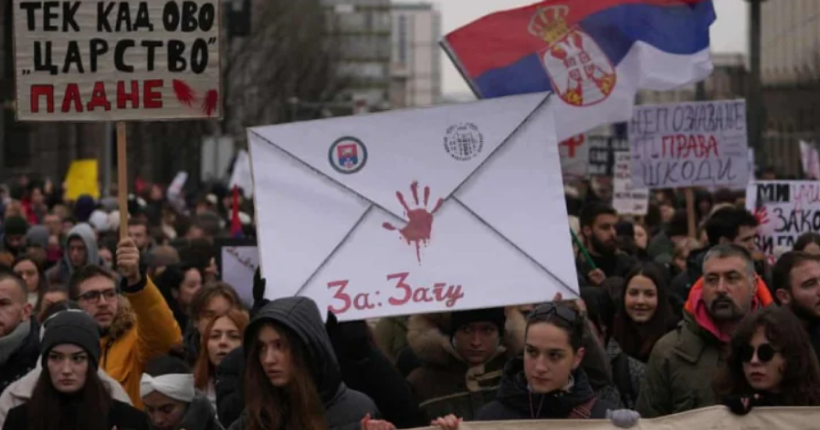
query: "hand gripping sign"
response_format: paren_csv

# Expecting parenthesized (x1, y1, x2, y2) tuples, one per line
(248, 93, 579, 321)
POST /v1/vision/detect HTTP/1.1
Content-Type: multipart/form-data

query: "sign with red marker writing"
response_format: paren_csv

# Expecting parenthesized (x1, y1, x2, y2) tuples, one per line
(746, 181, 820, 262)
(13, 0, 221, 121)
(248, 94, 579, 321)
(628, 100, 749, 189)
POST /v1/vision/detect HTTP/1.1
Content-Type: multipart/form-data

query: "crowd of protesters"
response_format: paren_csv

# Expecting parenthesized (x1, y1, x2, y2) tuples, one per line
(0, 173, 819, 430)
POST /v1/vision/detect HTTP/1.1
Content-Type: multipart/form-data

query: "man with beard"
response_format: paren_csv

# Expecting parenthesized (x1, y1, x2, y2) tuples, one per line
(577, 203, 637, 286)
(636, 244, 774, 417)
(669, 207, 761, 310)
(773, 251, 820, 361)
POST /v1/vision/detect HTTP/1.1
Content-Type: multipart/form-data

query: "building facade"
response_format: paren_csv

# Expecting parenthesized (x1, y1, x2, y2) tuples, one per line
(390, 3, 442, 108)
(761, 0, 820, 85)
(324, 0, 393, 111)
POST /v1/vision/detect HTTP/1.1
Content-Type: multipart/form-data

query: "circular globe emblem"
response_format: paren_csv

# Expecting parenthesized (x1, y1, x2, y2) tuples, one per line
(329, 137, 367, 174)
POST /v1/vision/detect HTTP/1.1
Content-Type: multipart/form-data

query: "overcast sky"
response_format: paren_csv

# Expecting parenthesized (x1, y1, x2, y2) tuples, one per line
(418, 0, 749, 96)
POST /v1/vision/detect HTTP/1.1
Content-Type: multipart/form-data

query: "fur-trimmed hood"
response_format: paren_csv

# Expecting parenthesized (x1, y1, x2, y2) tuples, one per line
(105, 296, 136, 341)
(407, 308, 526, 367)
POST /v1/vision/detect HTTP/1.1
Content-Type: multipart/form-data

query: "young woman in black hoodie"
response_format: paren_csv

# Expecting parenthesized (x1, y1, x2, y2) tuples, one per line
(432, 302, 639, 428)
(714, 306, 820, 414)
(229, 297, 380, 430)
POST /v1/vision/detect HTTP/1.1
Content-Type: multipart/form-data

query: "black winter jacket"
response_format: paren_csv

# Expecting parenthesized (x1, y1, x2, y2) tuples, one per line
(477, 358, 614, 421)
(174, 394, 224, 430)
(3, 399, 148, 430)
(0, 320, 40, 396)
(229, 298, 379, 430)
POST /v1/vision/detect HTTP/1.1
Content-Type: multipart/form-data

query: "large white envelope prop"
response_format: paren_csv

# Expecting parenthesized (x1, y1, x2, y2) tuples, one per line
(248, 93, 578, 321)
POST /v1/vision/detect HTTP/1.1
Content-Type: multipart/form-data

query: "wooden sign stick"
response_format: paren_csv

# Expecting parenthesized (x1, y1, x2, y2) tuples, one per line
(117, 122, 128, 240)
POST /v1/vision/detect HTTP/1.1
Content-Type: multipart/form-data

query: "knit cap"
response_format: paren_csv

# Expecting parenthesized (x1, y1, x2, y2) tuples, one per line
(41, 310, 101, 369)
(4, 216, 29, 236)
(451, 307, 506, 338)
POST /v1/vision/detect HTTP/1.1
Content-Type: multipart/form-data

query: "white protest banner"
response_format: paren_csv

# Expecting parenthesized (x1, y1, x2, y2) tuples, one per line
(800, 141, 820, 180)
(229, 149, 253, 198)
(558, 134, 589, 181)
(167, 171, 187, 199)
(613, 152, 649, 216)
(746, 181, 820, 260)
(249, 94, 579, 321)
(629, 100, 749, 189)
(405, 406, 820, 430)
(215, 238, 258, 307)
(13, 0, 221, 121)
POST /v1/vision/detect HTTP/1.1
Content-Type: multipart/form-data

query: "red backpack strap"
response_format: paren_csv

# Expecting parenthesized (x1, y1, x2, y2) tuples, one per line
(568, 397, 597, 419)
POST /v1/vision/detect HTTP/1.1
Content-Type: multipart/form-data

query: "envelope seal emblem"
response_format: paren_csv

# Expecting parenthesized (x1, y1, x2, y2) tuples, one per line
(444, 122, 484, 162)
(329, 136, 368, 174)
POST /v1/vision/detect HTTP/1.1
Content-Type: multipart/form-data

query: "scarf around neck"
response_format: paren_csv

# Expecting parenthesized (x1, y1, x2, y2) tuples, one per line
(0, 320, 31, 366)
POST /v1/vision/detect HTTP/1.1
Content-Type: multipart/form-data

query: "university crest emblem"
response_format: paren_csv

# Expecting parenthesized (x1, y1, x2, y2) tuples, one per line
(529, 5, 617, 107)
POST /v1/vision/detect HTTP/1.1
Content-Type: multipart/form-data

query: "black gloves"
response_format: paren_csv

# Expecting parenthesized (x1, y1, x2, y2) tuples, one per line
(250, 268, 269, 318)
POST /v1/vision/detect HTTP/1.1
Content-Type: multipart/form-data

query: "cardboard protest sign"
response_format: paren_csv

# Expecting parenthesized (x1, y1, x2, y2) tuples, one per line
(558, 134, 589, 181)
(13, 0, 221, 121)
(405, 406, 820, 430)
(64, 159, 99, 200)
(629, 100, 749, 189)
(746, 181, 820, 260)
(613, 152, 649, 216)
(215, 238, 258, 307)
(800, 141, 820, 180)
(248, 94, 579, 321)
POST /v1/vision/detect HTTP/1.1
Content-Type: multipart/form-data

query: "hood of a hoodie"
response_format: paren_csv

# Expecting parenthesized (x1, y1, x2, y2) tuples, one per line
(494, 357, 597, 419)
(684, 275, 774, 343)
(64, 223, 99, 272)
(244, 297, 342, 406)
(407, 308, 526, 367)
(174, 393, 221, 430)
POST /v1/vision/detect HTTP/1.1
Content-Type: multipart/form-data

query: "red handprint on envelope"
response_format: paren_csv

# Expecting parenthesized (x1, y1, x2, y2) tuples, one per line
(755, 206, 769, 226)
(383, 182, 443, 264)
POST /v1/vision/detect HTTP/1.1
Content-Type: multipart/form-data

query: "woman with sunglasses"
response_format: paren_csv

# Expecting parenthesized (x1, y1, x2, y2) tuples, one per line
(432, 302, 639, 429)
(714, 306, 820, 414)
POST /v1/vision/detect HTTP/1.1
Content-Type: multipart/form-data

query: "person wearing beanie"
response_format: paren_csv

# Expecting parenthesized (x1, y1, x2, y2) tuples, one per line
(2, 215, 30, 257)
(406, 307, 525, 422)
(0, 302, 132, 429)
(141, 356, 224, 430)
(2, 310, 150, 430)
(73, 195, 96, 224)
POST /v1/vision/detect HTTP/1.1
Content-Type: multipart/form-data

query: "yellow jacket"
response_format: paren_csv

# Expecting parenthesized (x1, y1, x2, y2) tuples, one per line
(99, 276, 181, 409)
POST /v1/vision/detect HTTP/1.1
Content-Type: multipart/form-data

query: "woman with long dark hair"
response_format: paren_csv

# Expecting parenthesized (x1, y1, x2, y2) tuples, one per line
(612, 264, 676, 363)
(229, 297, 378, 430)
(432, 302, 639, 429)
(13, 255, 48, 312)
(714, 306, 820, 413)
(2, 310, 149, 430)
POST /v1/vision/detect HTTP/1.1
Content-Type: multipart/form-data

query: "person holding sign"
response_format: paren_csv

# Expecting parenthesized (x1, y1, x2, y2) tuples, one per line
(576, 203, 638, 286)
(431, 302, 639, 428)
(637, 245, 774, 418)
(714, 306, 820, 413)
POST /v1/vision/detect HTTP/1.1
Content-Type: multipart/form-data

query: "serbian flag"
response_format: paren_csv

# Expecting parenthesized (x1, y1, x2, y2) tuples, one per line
(442, 0, 715, 140)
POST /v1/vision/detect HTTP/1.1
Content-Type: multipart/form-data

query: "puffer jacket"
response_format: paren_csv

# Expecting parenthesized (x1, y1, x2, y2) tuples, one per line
(405, 309, 526, 422)
(476, 358, 614, 420)
(0, 364, 131, 429)
(636, 276, 774, 418)
(101, 276, 182, 409)
(229, 297, 379, 430)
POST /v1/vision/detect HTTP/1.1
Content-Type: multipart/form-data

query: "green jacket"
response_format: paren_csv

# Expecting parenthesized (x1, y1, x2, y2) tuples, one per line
(635, 313, 724, 418)
(374, 317, 409, 362)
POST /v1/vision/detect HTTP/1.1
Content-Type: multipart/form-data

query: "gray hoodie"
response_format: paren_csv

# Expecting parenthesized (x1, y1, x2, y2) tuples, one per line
(47, 223, 100, 285)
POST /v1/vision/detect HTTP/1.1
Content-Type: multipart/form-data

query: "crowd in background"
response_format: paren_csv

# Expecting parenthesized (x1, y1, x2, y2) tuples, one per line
(0, 172, 819, 430)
